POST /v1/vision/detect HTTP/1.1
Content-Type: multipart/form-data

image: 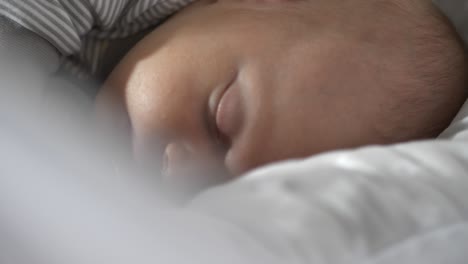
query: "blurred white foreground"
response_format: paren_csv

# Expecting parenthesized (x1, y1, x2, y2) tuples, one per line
(0, 55, 276, 264)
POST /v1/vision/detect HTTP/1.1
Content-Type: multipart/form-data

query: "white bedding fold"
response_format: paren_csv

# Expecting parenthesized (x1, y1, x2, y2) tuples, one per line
(191, 139, 468, 264)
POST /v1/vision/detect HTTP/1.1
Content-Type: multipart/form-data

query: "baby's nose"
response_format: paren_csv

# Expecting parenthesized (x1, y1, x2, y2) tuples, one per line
(161, 142, 229, 196)
(162, 142, 191, 177)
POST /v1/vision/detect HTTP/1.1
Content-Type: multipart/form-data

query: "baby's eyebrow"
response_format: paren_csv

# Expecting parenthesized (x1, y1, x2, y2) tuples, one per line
(204, 96, 219, 145)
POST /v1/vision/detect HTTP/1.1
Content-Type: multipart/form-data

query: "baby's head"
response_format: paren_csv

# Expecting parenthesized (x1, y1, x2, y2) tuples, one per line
(96, 0, 467, 188)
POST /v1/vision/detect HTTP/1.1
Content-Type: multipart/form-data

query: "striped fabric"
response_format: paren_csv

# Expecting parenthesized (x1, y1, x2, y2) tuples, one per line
(0, 0, 194, 78)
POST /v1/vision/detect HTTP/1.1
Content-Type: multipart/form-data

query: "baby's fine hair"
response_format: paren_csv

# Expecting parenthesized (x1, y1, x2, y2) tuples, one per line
(370, 0, 468, 141)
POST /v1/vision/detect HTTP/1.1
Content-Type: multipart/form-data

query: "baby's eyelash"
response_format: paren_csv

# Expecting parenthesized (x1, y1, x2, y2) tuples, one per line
(214, 126, 231, 151)
(204, 100, 230, 151)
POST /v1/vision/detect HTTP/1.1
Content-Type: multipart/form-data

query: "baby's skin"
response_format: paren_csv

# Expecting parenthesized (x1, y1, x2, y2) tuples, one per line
(96, 0, 467, 192)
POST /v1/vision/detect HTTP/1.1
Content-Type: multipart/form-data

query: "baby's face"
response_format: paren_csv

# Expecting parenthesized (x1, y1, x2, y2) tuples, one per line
(96, 0, 388, 187)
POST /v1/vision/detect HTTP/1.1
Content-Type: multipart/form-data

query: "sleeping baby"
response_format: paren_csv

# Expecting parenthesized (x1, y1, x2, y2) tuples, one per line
(2, 0, 467, 193)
